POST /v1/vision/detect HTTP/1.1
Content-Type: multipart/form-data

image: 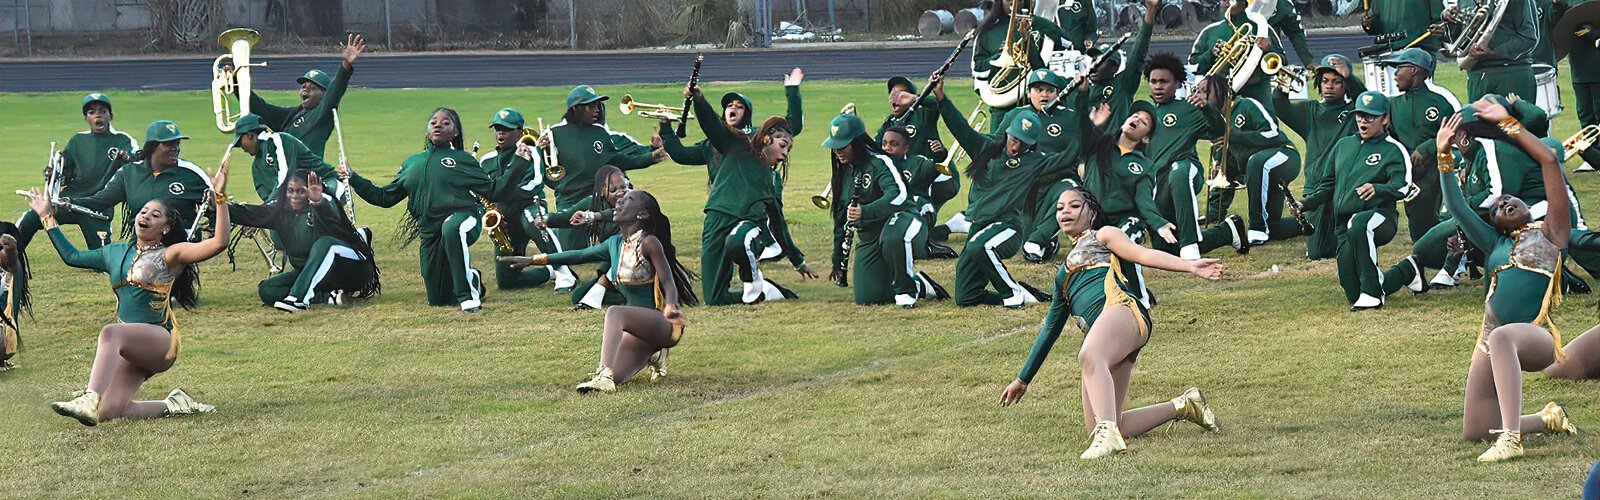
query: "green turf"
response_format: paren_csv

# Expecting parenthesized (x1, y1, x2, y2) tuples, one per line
(3, 66, 1600, 498)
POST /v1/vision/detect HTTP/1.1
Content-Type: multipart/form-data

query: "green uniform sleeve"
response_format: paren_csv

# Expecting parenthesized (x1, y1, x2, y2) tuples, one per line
(322, 65, 353, 112)
(1301, 142, 1340, 210)
(938, 96, 996, 160)
(1189, 24, 1221, 73)
(605, 132, 657, 171)
(247, 92, 293, 130)
(1114, 21, 1154, 98)
(46, 226, 108, 272)
(1271, 0, 1316, 63)
(693, 92, 739, 153)
(1441, 161, 1499, 249)
(766, 201, 806, 267)
(1018, 266, 1071, 384)
(658, 121, 708, 166)
(1570, 228, 1600, 251)
(73, 167, 126, 211)
(1130, 160, 1168, 228)
(227, 202, 278, 229)
(1198, 102, 1226, 140)
(1230, 98, 1284, 149)
(859, 159, 905, 224)
(349, 167, 408, 208)
(1273, 92, 1311, 136)
(1375, 147, 1412, 201)
(545, 197, 590, 229)
(544, 240, 612, 268)
(785, 85, 804, 136)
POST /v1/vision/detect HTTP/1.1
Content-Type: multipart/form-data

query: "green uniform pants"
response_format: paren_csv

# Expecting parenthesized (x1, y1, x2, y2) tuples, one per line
(850, 226, 894, 305)
(16, 209, 111, 251)
(258, 236, 376, 306)
(1244, 147, 1307, 241)
(1467, 64, 1536, 103)
(419, 210, 484, 308)
(1155, 160, 1235, 254)
(955, 221, 1026, 307)
(491, 205, 558, 290)
(879, 210, 930, 302)
(1335, 209, 1398, 303)
(702, 211, 779, 306)
(1382, 217, 1458, 295)
(1576, 83, 1600, 167)
(1304, 205, 1338, 260)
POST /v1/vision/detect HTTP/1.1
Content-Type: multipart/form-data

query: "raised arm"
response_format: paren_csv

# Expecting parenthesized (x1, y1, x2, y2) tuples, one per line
(1099, 225, 1226, 278)
(348, 164, 410, 208)
(692, 90, 739, 153)
(1436, 115, 1499, 249)
(784, 76, 805, 136)
(934, 81, 995, 161)
(30, 192, 110, 271)
(167, 200, 229, 266)
(657, 122, 708, 166)
(226, 201, 278, 229)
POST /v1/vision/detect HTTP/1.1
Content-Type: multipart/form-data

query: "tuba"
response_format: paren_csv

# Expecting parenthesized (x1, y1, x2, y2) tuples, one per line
(976, 1, 1046, 108)
(536, 118, 565, 182)
(619, 94, 694, 122)
(1565, 125, 1600, 162)
(211, 28, 265, 133)
(1442, 0, 1509, 70)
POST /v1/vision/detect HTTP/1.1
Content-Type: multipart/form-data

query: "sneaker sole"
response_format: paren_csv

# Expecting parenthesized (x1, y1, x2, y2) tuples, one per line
(51, 403, 97, 427)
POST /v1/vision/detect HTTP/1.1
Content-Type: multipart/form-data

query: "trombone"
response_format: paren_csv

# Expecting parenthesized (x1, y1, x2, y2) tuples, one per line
(619, 94, 694, 122)
(1565, 125, 1600, 162)
(211, 28, 265, 133)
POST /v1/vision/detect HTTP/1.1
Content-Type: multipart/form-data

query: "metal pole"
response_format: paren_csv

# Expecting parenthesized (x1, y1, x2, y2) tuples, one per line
(21, 0, 30, 57)
(568, 0, 576, 50)
(384, 0, 392, 50)
(828, 0, 835, 29)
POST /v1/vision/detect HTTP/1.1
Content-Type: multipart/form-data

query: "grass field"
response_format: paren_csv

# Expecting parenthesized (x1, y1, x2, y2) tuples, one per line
(3, 66, 1600, 498)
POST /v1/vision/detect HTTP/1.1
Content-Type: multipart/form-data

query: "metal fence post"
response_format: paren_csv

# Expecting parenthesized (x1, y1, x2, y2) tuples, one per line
(384, 0, 393, 50)
(569, 0, 577, 49)
(22, 0, 31, 56)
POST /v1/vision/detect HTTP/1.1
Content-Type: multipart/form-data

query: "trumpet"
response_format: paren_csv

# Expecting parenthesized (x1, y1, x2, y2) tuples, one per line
(1208, 22, 1269, 92)
(619, 94, 694, 122)
(812, 183, 833, 209)
(536, 118, 565, 182)
(211, 28, 265, 133)
(1270, 62, 1309, 94)
(1565, 125, 1600, 162)
(840, 102, 857, 115)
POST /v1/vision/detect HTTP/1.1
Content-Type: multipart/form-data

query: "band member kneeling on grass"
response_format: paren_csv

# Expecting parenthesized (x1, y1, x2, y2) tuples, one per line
(230, 170, 379, 312)
(0, 222, 29, 372)
(878, 126, 952, 306)
(348, 108, 493, 313)
(1433, 101, 1580, 463)
(1000, 187, 1223, 460)
(543, 165, 628, 310)
(502, 190, 696, 392)
(29, 165, 230, 426)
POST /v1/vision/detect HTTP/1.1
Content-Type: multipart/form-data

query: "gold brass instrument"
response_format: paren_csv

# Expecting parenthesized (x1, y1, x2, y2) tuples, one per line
(479, 196, 515, 255)
(536, 118, 565, 182)
(619, 94, 695, 122)
(331, 108, 360, 226)
(976, 0, 1040, 107)
(211, 28, 265, 133)
(812, 183, 833, 209)
(1207, 22, 1270, 93)
(1564, 125, 1600, 162)
(841, 102, 857, 115)
(1442, 0, 1509, 70)
(938, 103, 990, 177)
(1269, 62, 1309, 94)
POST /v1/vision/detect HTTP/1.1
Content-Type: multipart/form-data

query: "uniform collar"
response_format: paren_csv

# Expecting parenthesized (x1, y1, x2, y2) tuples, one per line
(1118, 144, 1134, 155)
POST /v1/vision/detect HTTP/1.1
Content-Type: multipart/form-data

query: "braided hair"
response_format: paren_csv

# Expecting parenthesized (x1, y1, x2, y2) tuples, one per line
(0, 222, 30, 321)
(632, 190, 699, 306)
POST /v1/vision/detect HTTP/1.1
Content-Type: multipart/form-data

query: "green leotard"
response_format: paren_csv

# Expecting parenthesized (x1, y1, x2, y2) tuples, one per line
(1016, 230, 1150, 383)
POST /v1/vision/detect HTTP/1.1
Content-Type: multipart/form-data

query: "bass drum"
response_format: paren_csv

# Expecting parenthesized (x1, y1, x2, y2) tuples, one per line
(1362, 56, 1399, 97)
(1534, 64, 1563, 118)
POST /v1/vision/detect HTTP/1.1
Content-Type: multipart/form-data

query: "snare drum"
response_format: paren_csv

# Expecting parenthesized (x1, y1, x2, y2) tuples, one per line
(1534, 64, 1563, 118)
(1362, 56, 1399, 97)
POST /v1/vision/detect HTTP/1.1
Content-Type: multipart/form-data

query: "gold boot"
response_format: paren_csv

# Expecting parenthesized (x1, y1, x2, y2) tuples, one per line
(1080, 420, 1127, 460)
(1538, 402, 1579, 435)
(51, 389, 101, 427)
(1476, 430, 1524, 463)
(1171, 387, 1220, 432)
(576, 367, 616, 393)
(163, 388, 215, 417)
(646, 348, 669, 382)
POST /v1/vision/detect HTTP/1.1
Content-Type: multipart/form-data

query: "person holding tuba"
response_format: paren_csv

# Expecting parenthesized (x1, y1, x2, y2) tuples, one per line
(1189, 0, 1285, 114)
(13, 93, 135, 253)
(1362, 0, 1445, 53)
(479, 108, 577, 292)
(228, 169, 379, 312)
(240, 33, 365, 159)
(1443, 0, 1540, 101)
(73, 121, 213, 242)
(1273, 54, 1368, 260)
(1143, 54, 1248, 260)
(876, 76, 959, 259)
(544, 85, 665, 260)
(972, 0, 1070, 133)
(1378, 49, 1462, 242)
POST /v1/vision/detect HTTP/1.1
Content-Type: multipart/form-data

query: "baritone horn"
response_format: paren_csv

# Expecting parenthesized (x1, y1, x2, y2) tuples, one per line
(211, 28, 265, 133)
(1565, 125, 1600, 162)
(936, 104, 989, 176)
(619, 94, 694, 122)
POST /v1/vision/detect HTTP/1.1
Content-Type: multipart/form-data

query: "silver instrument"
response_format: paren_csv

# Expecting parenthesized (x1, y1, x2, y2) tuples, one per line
(14, 142, 112, 222)
(1442, 0, 1509, 70)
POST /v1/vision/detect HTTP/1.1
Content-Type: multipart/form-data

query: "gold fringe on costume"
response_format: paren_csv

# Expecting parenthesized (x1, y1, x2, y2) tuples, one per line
(1476, 223, 1565, 361)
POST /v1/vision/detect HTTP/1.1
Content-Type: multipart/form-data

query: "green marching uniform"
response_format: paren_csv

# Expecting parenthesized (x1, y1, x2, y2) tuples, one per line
(1381, 48, 1462, 241)
(877, 76, 959, 235)
(1571, 1, 1600, 169)
(1005, 70, 1091, 262)
(1263, 0, 1317, 65)
(479, 108, 568, 291)
(349, 140, 492, 311)
(1018, 230, 1153, 385)
(1079, 100, 1165, 306)
(15, 94, 135, 251)
(233, 114, 340, 201)
(1089, 19, 1154, 125)
(230, 192, 379, 310)
(1190, 10, 1285, 114)
(1454, 0, 1541, 101)
(1363, 0, 1444, 53)
(822, 114, 912, 306)
(1533, 0, 1559, 66)
(938, 101, 1073, 308)
(548, 86, 659, 257)
(1053, 0, 1099, 50)
(1274, 55, 1366, 260)
(74, 121, 212, 241)
(882, 152, 950, 305)
(546, 192, 625, 309)
(972, 8, 1069, 132)
(1146, 94, 1238, 258)
(1300, 92, 1411, 308)
(1227, 94, 1305, 244)
(248, 67, 350, 158)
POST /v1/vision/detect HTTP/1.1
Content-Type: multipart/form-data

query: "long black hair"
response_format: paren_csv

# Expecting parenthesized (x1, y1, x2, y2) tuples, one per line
(828, 134, 885, 219)
(0, 222, 30, 322)
(632, 190, 699, 307)
(428, 107, 466, 151)
(151, 198, 202, 310)
(242, 169, 382, 298)
(563, 102, 608, 126)
(584, 165, 627, 247)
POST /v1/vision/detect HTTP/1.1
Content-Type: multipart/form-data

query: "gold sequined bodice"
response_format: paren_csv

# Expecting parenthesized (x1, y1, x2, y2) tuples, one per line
(1062, 229, 1114, 274)
(615, 230, 656, 286)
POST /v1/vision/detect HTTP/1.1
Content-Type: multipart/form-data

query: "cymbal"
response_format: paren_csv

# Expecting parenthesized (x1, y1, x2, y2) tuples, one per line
(1555, 1, 1600, 61)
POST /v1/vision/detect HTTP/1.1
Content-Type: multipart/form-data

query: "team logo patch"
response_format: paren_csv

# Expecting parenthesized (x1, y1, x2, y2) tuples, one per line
(498, 110, 510, 118)
(902, 170, 913, 182)
(1006, 158, 1020, 168)
(1163, 113, 1177, 127)
(90, 93, 105, 100)
(294, 116, 306, 127)
(106, 147, 122, 161)
(1234, 114, 1247, 128)
(1362, 94, 1373, 105)
(165, 124, 177, 133)
(593, 141, 604, 153)
(1047, 123, 1063, 137)
(265, 155, 276, 165)
(859, 173, 872, 188)
(1021, 118, 1035, 130)
(831, 124, 839, 136)
(905, 125, 918, 137)
(1068, 0, 1082, 12)
(1102, 86, 1114, 98)
(1366, 153, 1382, 166)
(441, 157, 457, 168)
(1129, 162, 1144, 175)
(1425, 107, 1440, 121)
(1338, 110, 1351, 122)
(168, 182, 185, 195)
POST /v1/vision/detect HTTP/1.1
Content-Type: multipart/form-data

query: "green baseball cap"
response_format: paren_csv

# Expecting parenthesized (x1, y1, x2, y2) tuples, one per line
(1025, 68, 1068, 90)
(1379, 48, 1435, 75)
(1456, 94, 1514, 126)
(887, 76, 918, 94)
(1130, 100, 1156, 119)
(1541, 137, 1566, 160)
(231, 114, 268, 146)
(81, 93, 112, 114)
(1353, 91, 1390, 116)
(565, 85, 609, 108)
(144, 120, 189, 143)
(490, 108, 525, 129)
(821, 114, 867, 149)
(296, 68, 333, 90)
(1005, 109, 1042, 145)
(1312, 54, 1353, 82)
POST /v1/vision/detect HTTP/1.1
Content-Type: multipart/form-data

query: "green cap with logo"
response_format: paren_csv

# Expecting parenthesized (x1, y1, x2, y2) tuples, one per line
(1312, 54, 1353, 83)
(821, 114, 867, 149)
(887, 76, 918, 94)
(1354, 91, 1390, 116)
(565, 85, 609, 108)
(1378, 48, 1435, 75)
(1005, 109, 1042, 145)
(1130, 100, 1156, 120)
(296, 68, 334, 90)
(1025, 68, 1069, 90)
(231, 114, 268, 146)
(144, 120, 189, 143)
(490, 108, 525, 129)
(1455, 94, 1515, 127)
(81, 93, 112, 114)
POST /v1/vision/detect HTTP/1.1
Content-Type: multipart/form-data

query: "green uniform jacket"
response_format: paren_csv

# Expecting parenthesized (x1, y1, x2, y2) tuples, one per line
(1462, 139, 1550, 215)
(1571, 0, 1600, 84)
(939, 96, 1078, 228)
(1533, 0, 1558, 65)
(248, 65, 351, 158)
(1090, 21, 1153, 124)
(876, 94, 948, 163)
(1265, 0, 1316, 64)
(1303, 133, 1412, 217)
(76, 158, 212, 237)
(1275, 83, 1365, 198)
(230, 199, 362, 270)
(547, 120, 654, 211)
(1365, 0, 1444, 52)
(684, 93, 777, 221)
(1389, 81, 1461, 152)
(1053, 0, 1099, 50)
(998, 91, 1091, 191)
(1147, 98, 1225, 173)
(60, 128, 138, 200)
(830, 153, 909, 269)
(349, 141, 493, 238)
(1227, 96, 1292, 163)
(47, 228, 171, 328)
(546, 193, 618, 242)
(479, 145, 547, 215)
(896, 153, 942, 210)
(1083, 135, 1167, 229)
(1190, 11, 1284, 91)
(972, 13, 1069, 83)
(1455, 0, 1541, 69)
(250, 132, 339, 201)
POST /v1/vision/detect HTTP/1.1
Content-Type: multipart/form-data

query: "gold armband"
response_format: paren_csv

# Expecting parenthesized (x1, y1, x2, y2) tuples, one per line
(40, 214, 58, 230)
(1437, 152, 1456, 174)
(1497, 117, 1523, 138)
(213, 193, 228, 206)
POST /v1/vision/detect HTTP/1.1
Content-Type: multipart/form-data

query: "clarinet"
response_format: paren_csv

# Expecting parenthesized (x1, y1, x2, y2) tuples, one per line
(677, 55, 704, 139)
(835, 171, 865, 288)
(893, 29, 976, 124)
(1279, 182, 1315, 235)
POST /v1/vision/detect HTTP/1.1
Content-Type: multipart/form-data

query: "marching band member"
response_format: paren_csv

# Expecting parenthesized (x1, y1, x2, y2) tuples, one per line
(1054, 0, 1098, 51)
(73, 121, 213, 241)
(820, 114, 924, 306)
(999, 187, 1224, 460)
(878, 126, 952, 306)
(1570, 8, 1600, 172)
(480, 108, 575, 291)
(1079, 101, 1166, 306)
(347, 108, 493, 312)
(229, 114, 339, 201)
(1444, 0, 1541, 101)
(972, 0, 1069, 132)
(244, 34, 364, 158)
(1362, 0, 1445, 53)
(545, 85, 664, 257)
(1298, 91, 1412, 311)
(1189, 0, 1284, 113)
(30, 164, 230, 426)
(1259, 0, 1317, 65)
(1431, 102, 1579, 463)
(1087, 0, 1158, 124)
(1225, 72, 1305, 246)
(1144, 55, 1248, 259)
(14, 93, 134, 251)
(229, 170, 379, 312)
(1005, 69, 1092, 262)
(1380, 48, 1462, 242)
(878, 76, 959, 259)
(502, 190, 696, 392)
(1274, 55, 1366, 260)
(545, 165, 627, 309)
(0, 222, 28, 372)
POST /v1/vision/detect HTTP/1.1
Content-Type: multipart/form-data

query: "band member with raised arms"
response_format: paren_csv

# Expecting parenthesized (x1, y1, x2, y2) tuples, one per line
(1444, 0, 1541, 101)
(0, 222, 28, 372)
(972, 0, 1070, 132)
(73, 121, 213, 241)
(14, 93, 134, 252)
(999, 187, 1224, 460)
(243, 34, 364, 158)
(1362, 0, 1445, 53)
(1274, 54, 1366, 260)
(501, 190, 697, 392)
(1144, 56, 1248, 259)
(230, 170, 379, 312)
(1005, 69, 1093, 263)
(347, 108, 494, 313)
(1054, 0, 1098, 51)
(480, 108, 575, 291)
(1380, 48, 1462, 242)
(1079, 101, 1167, 306)
(1087, 0, 1159, 125)
(878, 126, 952, 306)
(546, 85, 665, 258)
(30, 164, 231, 426)
(878, 76, 959, 259)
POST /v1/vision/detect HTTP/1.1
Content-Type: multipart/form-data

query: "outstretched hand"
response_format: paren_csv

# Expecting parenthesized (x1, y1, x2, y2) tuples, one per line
(1000, 379, 1028, 406)
(306, 171, 325, 204)
(22, 188, 52, 217)
(1436, 113, 1462, 155)
(341, 33, 366, 68)
(1188, 258, 1224, 280)
(1090, 103, 1112, 127)
(784, 67, 805, 86)
(1472, 97, 1511, 123)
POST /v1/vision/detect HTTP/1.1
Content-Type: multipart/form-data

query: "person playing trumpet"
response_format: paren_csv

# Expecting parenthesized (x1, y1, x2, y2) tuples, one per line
(545, 85, 665, 259)
(241, 33, 364, 158)
(1189, 0, 1285, 114)
(13, 93, 134, 253)
(480, 108, 576, 291)
(1273, 54, 1367, 260)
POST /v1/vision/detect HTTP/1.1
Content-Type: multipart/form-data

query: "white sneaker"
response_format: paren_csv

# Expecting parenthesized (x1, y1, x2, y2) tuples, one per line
(1576, 162, 1596, 173)
(1247, 229, 1269, 246)
(895, 294, 917, 308)
(943, 211, 970, 234)
(553, 266, 577, 291)
(741, 281, 762, 304)
(1404, 257, 1425, 293)
(272, 301, 303, 313)
(759, 280, 789, 302)
(1022, 241, 1045, 261)
(1179, 244, 1202, 260)
(1351, 293, 1383, 311)
(1430, 268, 1458, 288)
